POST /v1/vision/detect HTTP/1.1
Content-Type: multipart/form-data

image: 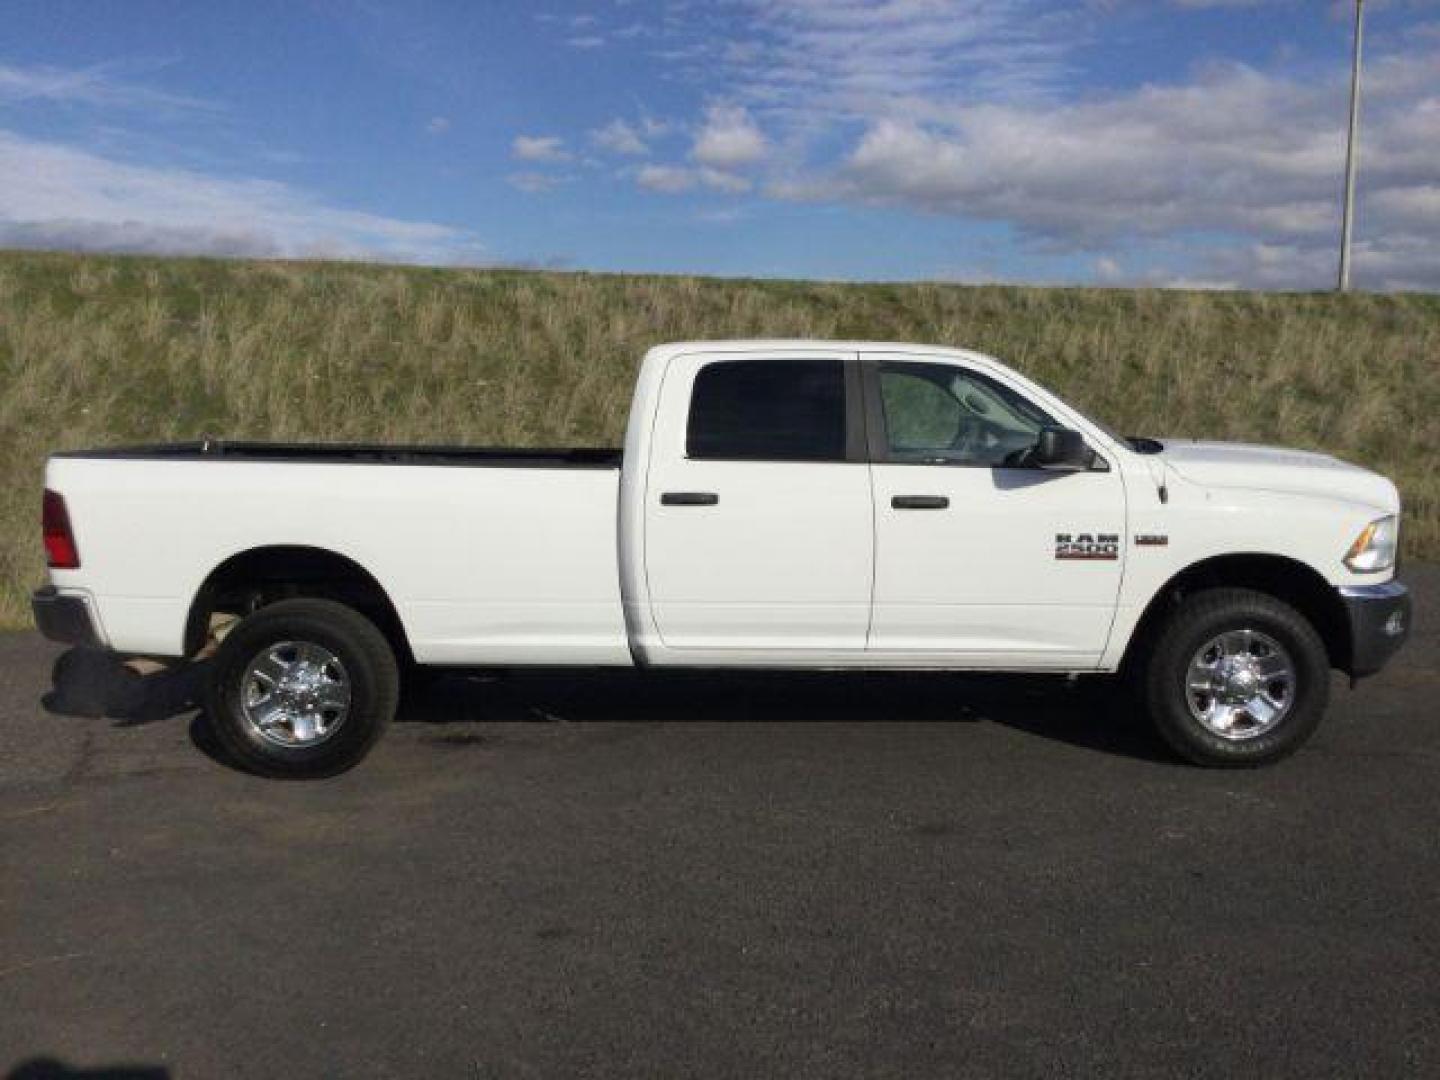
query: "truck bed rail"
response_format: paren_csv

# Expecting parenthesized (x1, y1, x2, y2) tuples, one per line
(54, 441, 623, 469)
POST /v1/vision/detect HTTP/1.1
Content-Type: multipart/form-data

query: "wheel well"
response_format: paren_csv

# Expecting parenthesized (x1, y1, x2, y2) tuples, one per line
(1122, 554, 1351, 674)
(185, 546, 412, 663)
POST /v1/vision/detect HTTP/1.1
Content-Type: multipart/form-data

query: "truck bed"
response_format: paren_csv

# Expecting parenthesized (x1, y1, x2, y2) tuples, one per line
(54, 441, 623, 469)
(44, 447, 631, 663)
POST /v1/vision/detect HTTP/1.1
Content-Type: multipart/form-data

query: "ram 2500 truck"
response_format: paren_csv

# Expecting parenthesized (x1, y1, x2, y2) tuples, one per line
(32, 340, 1411, 776)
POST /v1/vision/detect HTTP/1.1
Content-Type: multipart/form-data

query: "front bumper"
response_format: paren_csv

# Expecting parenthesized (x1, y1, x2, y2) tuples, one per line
(31, 586, 101, 647)
(1339, 580, 1411, 678)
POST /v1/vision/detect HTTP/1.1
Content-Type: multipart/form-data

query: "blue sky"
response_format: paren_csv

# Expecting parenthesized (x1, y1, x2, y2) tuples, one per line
(1, 1, 1437, 289)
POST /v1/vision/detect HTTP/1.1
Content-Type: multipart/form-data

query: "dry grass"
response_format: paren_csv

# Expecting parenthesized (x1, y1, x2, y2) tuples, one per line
(2, 250, 1436, 628)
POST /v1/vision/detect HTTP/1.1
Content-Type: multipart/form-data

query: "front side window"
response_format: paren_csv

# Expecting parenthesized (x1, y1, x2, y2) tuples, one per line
(878, 362, 1056, 467)
(687, 358, 847, 461)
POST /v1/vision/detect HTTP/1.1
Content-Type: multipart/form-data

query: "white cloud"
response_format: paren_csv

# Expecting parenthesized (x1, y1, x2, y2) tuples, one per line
(1369, 184, 1440, 221)
(770, 43, 1440, 289)
(719, 0, 1081, 123)
(691, 104, 768, 169)
(0, 129, 483, 264)
(1197, 233, 1440, 293)
(0, 60, 214, 113)
(697, 167, 751, 193)
(619, 0, 1439, 287)
(507, 171, 566, 193)
(511, 134, 571, 162)
(634, 163, 753, 196)
(536, 7, 657, 48)
(590, 118, 649, 156)
(1171, 0, 1291, 8)
(0, 218, 286, 259)
(636, 164, 694, 193)
(425, 116, 451, 136)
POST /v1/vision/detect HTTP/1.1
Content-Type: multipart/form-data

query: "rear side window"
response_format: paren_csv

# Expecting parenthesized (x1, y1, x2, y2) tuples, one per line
(687, 359, 847, 461)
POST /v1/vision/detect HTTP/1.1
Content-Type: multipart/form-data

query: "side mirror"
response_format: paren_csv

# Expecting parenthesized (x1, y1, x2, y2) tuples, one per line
(1033, 427, 1090, 471)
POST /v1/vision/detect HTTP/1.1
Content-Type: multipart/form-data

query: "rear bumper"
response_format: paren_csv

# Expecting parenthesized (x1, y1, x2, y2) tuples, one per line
(31, 587, 102, 647)
(1339, 580, 1411, 678)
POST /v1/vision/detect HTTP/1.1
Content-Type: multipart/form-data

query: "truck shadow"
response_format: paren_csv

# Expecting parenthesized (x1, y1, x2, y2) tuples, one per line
(41, 647, 208, 726)
(405, 668, 1174, 763)
(7, 1058, 170, 1079)
(40, 648, 1173, 766)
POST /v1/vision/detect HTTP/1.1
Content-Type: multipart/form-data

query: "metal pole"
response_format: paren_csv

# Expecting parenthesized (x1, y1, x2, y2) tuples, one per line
(1338, 0, 1365, 292)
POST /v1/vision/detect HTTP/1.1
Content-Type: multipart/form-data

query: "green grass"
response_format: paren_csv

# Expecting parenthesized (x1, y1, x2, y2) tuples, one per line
(2, 249, 1436, 629)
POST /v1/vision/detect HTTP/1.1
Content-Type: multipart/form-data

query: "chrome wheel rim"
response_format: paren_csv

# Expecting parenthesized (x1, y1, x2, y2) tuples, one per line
(1186, 628, 1295, 741)
(239, 641, 351, 748)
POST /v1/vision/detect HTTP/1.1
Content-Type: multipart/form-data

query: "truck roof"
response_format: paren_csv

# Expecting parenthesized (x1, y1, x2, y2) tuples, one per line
(647, 340, 990, 362)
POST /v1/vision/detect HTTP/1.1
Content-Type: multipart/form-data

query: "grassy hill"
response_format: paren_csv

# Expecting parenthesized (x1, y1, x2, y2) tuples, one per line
(2, 249, 1437, 630)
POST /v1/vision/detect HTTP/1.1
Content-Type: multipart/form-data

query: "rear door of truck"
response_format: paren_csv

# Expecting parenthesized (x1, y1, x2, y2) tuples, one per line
(641, 350, 873, 653)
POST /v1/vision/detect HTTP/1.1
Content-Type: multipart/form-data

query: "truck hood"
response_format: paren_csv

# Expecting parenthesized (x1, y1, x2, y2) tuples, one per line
(1157, 440, 1398, 511)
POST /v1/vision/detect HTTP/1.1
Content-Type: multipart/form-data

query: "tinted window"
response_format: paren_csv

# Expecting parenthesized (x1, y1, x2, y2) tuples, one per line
(879, 362, 1055, 467)
(687, 359, 848, 461)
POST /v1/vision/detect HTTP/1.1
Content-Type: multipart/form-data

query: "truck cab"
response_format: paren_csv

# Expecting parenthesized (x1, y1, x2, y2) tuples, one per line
(624, 344, 1127, 668)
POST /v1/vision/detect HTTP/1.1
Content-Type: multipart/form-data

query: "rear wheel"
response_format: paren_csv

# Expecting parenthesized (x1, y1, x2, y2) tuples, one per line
(203, 598, 398, 778)
(1140, 588, 1330, 767)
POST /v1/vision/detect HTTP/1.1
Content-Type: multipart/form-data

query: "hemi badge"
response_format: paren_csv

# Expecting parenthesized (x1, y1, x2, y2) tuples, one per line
(1135, 534, 1169, 546)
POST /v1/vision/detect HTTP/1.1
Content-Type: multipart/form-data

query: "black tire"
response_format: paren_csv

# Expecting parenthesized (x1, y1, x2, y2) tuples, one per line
(1140, 587, 1330, 767)
(202, 598, 399, 778)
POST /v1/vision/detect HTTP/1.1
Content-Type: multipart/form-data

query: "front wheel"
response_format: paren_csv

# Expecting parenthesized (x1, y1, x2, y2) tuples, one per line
(202, 598, 399, 778)
(1140, 588, 1330, 767)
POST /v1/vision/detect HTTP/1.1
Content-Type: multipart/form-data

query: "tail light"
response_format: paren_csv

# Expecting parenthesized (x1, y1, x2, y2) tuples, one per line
(43, 488, 80, 569)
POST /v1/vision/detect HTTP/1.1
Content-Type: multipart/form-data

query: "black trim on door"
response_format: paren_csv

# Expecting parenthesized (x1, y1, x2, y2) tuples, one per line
(891, 495, 950, 510)
(661, 491, 719, 506)
(843, 356, 868, 464)
(860, 359, 891, 464)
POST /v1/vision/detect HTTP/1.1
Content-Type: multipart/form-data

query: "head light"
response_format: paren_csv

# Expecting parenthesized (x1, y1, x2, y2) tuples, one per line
(1343, 515, 1398, 573)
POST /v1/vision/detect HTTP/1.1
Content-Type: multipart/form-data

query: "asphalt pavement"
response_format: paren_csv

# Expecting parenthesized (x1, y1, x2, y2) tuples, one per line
(2, 567, 1437, 1078)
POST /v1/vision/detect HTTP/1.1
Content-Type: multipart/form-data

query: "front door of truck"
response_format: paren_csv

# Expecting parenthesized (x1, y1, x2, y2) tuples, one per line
(642, 350, 873, 655)
(864, 354, 1126, 667)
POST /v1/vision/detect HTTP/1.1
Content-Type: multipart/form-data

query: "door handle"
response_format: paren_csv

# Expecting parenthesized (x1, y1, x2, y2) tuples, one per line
(891, 495, 949, 510)
(661, 491, 719, 506)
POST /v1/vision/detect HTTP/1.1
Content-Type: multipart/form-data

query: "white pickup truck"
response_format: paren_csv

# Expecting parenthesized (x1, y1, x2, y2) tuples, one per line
(33, 340, 1410, 776)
